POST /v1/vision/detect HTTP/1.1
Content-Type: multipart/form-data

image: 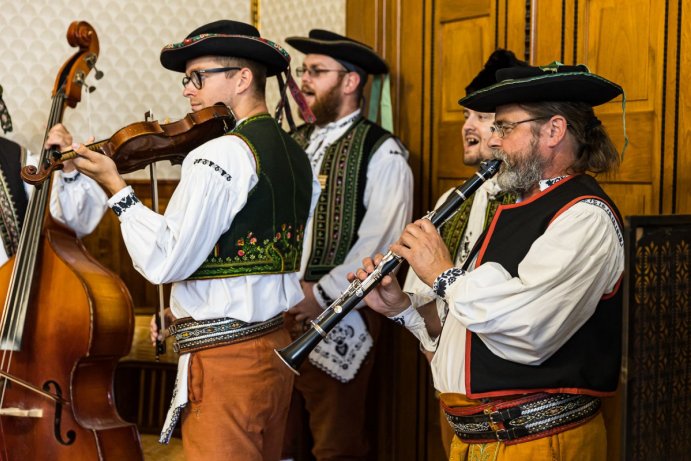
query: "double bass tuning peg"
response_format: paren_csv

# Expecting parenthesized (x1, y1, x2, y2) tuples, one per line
(87, 66, 103, 93)
(84, 53, 104, 80)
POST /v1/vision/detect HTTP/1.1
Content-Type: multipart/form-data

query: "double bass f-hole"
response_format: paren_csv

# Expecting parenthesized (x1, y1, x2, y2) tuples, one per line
(42, 381, 76, 446)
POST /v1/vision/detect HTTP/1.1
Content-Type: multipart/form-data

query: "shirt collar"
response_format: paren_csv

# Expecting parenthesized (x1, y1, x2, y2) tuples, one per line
(539, 175, 569, 191)
(315, 109, 361, 131)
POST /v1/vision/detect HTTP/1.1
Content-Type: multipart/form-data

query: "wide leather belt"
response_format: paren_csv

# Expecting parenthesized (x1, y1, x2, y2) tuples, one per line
(170, 314, 284, 354)
(442, 393, 601, 444)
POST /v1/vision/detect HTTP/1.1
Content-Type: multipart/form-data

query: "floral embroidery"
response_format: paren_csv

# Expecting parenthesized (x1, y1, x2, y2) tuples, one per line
(111, 192, 140, 217)
(193, 158, 231, 181)
(433, 267, 465, 298)
(193, 224, 305, 278)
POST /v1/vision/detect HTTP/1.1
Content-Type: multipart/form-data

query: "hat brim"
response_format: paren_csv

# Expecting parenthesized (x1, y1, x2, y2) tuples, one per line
(285, 36, 388, 74)
(160, 34, 289, 76)
(459, 72, 623, 112)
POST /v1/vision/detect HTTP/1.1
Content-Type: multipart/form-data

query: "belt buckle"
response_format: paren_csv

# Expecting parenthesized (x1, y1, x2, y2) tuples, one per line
(484, 408, 502, 432)
(495, 429, 510, 442)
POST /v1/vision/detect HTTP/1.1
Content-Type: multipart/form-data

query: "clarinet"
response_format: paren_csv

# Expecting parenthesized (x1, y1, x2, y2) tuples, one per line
(275, 159, 502, 373)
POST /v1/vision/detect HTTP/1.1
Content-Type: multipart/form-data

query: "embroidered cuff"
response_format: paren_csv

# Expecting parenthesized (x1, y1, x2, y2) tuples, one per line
(389, 303, 439, 352)
(432, 267, 465, 298)
(110, 190, 140, 217)
(61, 170, 81, 183)
(388, 303, 421, 327)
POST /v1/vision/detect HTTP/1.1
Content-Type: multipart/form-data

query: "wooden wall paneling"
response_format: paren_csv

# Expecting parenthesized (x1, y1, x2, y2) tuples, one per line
(590, 0, 663, 218)
(660, 0, 686, 214)
(347, 1, 437, 459)
(505, 0, 529, 59)
(532, 0, 664, 218)
(532, 1, 568, 65)
(678, 1, 690, 213)
(433, 1, 493, 201)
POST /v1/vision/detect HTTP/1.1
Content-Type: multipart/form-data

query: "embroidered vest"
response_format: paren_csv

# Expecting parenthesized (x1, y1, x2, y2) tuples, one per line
(466, 175, 624, 398)
(188, 114, 313, 279)
(439, 188, 515, 262)
(293, 118, 392, 281)
(0, 137, 28, 257)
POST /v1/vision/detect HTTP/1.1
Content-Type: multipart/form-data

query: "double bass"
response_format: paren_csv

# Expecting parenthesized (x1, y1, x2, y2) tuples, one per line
(0, 22, 143, 459)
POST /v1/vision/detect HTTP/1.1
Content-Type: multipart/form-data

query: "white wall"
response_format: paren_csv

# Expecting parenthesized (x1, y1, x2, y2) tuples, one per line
(0, 0, 344, 179)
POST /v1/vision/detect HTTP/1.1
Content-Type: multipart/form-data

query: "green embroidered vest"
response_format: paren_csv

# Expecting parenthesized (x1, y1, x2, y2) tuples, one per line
(439, 187, 515, 261)
(188, 114, 313, 279)
(292, 117, 392, 281)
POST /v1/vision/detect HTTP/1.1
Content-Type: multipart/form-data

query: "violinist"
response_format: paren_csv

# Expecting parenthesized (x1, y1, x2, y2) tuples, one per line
(69, 20, 320, 461)
(0, 85, 106, 267)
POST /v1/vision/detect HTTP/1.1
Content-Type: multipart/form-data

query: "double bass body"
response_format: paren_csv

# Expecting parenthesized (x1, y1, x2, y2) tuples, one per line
(0, 227, 142, 460)
(0, 21, 142, 460)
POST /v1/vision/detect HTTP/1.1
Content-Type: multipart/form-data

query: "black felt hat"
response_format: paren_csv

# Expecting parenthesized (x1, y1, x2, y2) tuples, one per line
(459, 62, 623, 112)
(464, 49, 528, 96)
(160, 20, 291, 76)
(285, 29, 388, 75)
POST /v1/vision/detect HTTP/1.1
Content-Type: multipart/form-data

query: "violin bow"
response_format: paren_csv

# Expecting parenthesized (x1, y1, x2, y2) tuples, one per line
(144, 109, 167, 359)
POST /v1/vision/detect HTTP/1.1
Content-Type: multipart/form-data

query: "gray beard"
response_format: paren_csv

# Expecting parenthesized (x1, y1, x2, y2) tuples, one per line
(494, 141, 545, 194)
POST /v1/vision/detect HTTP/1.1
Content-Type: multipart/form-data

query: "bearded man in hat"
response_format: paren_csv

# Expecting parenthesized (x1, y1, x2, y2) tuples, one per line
(354, 62, 625, 460)
(69, 20, 320, 461)
(280, 30, 413, 461)
(402, 49, 526, 457)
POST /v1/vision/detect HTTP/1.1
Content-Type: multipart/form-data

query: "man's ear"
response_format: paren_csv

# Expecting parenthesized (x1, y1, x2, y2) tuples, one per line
(546, 115, 568, 147)
(235, 68, 253, 93)
(342, 71, 361, 95)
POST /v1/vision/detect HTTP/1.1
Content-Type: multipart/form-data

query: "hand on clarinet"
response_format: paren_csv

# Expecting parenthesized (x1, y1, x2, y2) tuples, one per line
(391, 219, 455, 287)
(348, 253, 410, 318)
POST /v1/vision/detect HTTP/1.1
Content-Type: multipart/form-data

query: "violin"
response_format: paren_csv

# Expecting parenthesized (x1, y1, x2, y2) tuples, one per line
(21, 103, 235, 185)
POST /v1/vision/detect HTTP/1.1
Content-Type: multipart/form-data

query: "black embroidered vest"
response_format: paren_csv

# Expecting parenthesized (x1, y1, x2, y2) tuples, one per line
(293, 117, 392, 281)
(466, 174, 623, 398)
(188, 114, 313, 279)
(0, 137, 28, 257)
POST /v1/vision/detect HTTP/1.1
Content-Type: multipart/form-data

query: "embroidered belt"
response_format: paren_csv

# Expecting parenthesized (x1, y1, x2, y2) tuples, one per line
(442, 393, 601, 444)
(170, 314, 284, 354)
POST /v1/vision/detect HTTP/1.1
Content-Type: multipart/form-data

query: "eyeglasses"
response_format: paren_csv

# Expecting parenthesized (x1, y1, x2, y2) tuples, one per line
(490, 117, 549, 138)
(295, 65, 348, 78)
(182, 67, 241, 89)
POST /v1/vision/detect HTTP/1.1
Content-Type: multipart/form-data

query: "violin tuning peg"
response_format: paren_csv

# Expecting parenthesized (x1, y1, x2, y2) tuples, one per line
(88, 86, 97, 93)
(94, 68, 104, 80)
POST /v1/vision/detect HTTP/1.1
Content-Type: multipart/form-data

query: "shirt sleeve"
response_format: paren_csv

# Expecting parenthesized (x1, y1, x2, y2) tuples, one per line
(49, 170, 108, 238)
(20, 147, 107, 239)
(314, 137, 414, 304)
(438, 200, 624, 365)
(109, 135, 258, 284)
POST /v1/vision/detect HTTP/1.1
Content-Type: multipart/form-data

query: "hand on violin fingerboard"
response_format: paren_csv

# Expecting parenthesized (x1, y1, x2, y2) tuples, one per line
(71, 142, 127, 195)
